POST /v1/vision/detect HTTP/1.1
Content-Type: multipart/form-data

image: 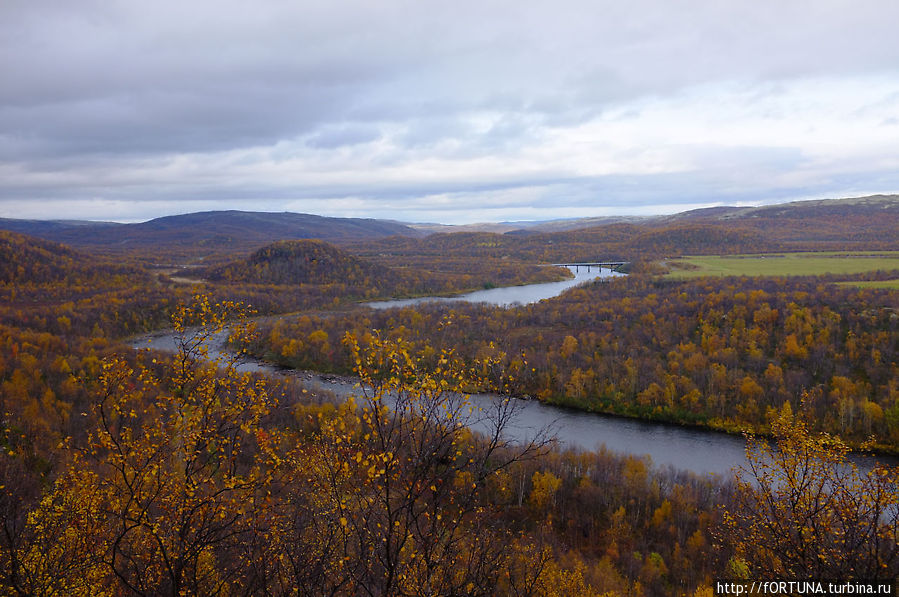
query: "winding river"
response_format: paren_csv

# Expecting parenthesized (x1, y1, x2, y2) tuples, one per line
(365, 266, 625, 309)
(131, 267, 894, 478)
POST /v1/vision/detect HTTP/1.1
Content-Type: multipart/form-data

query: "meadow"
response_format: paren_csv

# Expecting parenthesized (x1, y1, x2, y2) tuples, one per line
(666, 251, 899, 279)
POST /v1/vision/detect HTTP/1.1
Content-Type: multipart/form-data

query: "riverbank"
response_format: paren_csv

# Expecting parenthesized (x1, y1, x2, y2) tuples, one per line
(132, 325, 751, 476)
(132, 265, 899, 471)
(133, 313, 899, 477)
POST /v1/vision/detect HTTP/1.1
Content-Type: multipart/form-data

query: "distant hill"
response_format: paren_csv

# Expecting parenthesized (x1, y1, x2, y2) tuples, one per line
(0, 218, 121, 239)
(0, 211, 421, 257)
(408, 215, 649, 235)
(350, 196, 899, 265)
(4, 195, 898, 264)
(664, 195, 899, 247)
(402, 195, 898, 241)
(205, 239, 394, 287)
(670, 195, 899, 221)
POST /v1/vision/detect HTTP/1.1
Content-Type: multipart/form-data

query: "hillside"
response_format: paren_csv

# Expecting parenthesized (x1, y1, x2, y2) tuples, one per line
(406, 195, 899, 248)
(0, 230, 81, 284)
(349, 221, 776, 267)
(346, 196, 899, 268)
(0, 230, 141, 286)
(665, 195, 899, 247)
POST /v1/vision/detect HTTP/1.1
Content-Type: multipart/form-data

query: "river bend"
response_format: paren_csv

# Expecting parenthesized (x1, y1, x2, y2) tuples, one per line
(131, 267, 893, 477)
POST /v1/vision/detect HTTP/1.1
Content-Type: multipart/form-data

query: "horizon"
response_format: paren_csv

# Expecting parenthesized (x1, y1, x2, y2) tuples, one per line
(6, 193, 898, 227)
(0, 201, 692, 225)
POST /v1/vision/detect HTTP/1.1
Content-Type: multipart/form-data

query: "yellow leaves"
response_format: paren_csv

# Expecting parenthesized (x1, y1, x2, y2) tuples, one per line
(15, 294, 287, 593)
(266, 327, 558, 595)
(726, 410, 899, 577)
(529, 470, 562, 511)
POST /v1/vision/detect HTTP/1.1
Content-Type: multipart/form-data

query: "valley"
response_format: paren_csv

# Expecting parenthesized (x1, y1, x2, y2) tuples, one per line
(1, 195, 899, 595)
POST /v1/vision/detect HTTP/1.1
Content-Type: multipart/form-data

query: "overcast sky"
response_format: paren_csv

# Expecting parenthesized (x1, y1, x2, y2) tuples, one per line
(2, 0, 898, 224)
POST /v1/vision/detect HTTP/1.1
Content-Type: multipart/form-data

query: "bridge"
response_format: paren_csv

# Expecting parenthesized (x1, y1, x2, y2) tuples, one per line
(551, 261, 629, 272)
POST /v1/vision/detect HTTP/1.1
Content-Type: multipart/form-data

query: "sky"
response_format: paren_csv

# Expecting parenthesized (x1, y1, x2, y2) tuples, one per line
(2, 0, 899, 224)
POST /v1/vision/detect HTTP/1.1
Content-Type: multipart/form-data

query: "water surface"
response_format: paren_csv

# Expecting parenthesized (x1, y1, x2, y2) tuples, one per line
(366, 266, 624, 309)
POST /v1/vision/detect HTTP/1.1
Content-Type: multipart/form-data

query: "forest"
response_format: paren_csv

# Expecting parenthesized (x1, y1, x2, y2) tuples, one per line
(252, 273, 899, 450)
(1, 199, 899, 595)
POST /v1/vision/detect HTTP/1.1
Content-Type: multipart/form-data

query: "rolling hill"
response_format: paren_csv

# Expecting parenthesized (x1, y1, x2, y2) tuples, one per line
(0, 211, 421, 258)
(663, 195, 899, 246)
(205, 239, 393, 287)
(3, 195, 898, 265)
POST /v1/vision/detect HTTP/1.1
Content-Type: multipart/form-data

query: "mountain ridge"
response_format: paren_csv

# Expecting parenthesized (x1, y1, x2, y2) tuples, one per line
(2, 194, 898, 254)
(0, 210, 422, 261)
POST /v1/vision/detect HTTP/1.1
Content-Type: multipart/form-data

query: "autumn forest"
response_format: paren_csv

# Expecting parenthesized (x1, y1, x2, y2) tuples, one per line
(2, 197, 899, 595)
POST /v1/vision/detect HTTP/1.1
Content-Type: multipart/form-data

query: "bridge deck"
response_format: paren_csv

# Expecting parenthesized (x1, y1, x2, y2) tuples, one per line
(551, 261, 628, 267)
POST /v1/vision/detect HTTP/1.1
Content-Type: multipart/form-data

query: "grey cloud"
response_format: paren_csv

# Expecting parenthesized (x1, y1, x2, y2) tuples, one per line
(2, 0, 899, 222)
(394, 117, 480, 151)
(7, 1, 899, 145)
(305, 124, 382, 149)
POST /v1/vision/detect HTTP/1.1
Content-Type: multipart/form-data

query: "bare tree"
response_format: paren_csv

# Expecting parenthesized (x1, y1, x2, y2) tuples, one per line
(274, 331, 553, 597)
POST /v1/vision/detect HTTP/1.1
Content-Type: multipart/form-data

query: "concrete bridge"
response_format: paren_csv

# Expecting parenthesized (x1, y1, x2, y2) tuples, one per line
(551, 261, 628, 272)
(552, 261, 630, 272)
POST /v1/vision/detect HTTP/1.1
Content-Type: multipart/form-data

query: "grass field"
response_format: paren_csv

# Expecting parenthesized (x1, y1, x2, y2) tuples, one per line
(666, 251, 899, 279)
(837, 279, 899, 289)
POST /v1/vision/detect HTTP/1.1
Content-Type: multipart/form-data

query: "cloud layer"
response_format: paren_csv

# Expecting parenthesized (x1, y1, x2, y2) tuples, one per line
(2, 0, 898, 222)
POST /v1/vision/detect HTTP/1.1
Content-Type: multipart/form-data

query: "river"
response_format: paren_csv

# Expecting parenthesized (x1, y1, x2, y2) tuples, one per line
(130, 266, 894, 478)
(365, 265, 625, 309)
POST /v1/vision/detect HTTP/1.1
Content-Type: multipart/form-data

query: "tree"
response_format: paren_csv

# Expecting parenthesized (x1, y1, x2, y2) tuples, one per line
(7, 295, 616, 595)
(14, 296, 279, 595)
(722, 408, 899, 578)
(277, 331, 552, 596)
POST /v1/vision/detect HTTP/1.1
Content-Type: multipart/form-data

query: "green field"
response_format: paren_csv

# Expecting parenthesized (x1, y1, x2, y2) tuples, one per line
(837, 279, 899, 289)
(666, 251, 899, 278)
